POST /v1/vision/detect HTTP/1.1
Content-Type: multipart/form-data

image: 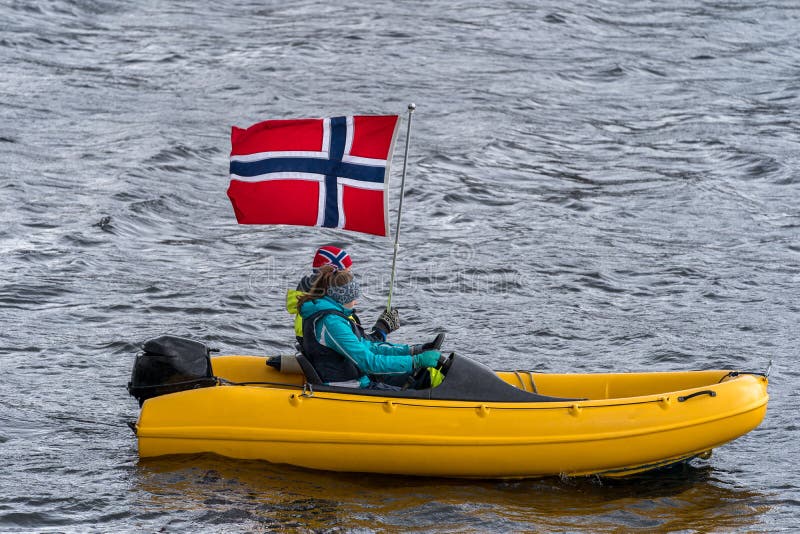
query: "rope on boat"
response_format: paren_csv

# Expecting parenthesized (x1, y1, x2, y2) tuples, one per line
(716, 370, 768, 383)
(217, 377, 305, 389)
(513, 371, 526, 391)
(511, 371, 538, 393)
(208, 372, 761, 412)
(277, 392, 694, 411)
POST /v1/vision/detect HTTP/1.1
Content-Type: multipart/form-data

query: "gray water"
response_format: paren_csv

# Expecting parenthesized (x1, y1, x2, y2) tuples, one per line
(1, 0, 798, 531)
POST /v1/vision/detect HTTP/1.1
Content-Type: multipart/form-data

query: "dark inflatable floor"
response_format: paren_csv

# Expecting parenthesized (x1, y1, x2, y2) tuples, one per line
(310, 354, 582, 403)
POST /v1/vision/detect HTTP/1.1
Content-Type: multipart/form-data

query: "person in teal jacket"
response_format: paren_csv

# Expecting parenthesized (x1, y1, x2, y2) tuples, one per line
(298, 266, 442, 389)
(287, 245, 399, 345)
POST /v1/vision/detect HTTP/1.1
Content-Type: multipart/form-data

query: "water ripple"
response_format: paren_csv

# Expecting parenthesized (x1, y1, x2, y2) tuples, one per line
(1, 0, 798, 531)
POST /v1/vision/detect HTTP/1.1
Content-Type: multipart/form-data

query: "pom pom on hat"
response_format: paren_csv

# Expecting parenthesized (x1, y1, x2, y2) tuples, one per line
(312, 246, 352, 271)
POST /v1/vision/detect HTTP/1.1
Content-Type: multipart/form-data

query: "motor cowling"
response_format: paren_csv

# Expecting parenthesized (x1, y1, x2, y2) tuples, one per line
(127, 335, 217, 406)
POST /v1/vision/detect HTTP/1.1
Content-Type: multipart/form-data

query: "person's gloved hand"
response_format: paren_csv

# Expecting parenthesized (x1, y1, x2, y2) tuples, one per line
(373, 308, 400, 336)
(410, 333, 444, 355)
(412, 350, 441, 369)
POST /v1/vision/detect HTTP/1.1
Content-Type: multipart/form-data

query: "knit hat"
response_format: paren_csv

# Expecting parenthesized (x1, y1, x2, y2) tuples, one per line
(312, 246, 352, 271)
(326, 277, 361, 305)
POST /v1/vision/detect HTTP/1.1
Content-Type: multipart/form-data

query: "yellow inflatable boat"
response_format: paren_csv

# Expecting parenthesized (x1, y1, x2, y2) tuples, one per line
(128, 336, 768, 478)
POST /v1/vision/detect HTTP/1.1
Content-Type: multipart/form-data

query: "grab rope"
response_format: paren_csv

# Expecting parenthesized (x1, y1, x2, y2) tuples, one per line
(513, 371, 526, 391)
(511, 371, 538, 393)
(716, 370, 769, 383)
(273, 391, 686, 411)
(217, 377, 305, 390)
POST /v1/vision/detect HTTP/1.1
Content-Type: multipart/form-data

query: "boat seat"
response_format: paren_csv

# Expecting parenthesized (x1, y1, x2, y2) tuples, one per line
(295, 353, 324, 385)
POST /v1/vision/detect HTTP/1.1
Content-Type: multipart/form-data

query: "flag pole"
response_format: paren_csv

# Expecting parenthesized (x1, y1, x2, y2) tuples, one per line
(386, 103, 415, 312)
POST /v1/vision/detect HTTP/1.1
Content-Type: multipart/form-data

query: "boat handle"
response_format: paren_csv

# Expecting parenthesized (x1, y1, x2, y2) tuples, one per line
(678, 390, 717, 402)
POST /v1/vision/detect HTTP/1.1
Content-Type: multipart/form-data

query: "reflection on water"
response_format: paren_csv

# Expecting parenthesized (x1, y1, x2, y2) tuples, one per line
(132, 455, 769, 531)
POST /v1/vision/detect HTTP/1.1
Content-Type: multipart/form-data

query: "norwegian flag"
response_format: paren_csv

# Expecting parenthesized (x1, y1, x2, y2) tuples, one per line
(227, 115, 400, 237)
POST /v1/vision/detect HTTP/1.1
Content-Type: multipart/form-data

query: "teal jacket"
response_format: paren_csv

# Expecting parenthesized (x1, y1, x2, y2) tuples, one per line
(299, 297, 414, 386)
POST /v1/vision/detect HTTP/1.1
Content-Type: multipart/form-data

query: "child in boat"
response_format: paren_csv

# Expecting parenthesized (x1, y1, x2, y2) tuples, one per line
(297, 266, 442, 389)
(286, 245, 399, 345)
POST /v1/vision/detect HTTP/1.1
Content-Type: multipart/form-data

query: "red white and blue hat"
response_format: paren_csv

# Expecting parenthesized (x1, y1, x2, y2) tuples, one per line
(312, 246, 352, 271)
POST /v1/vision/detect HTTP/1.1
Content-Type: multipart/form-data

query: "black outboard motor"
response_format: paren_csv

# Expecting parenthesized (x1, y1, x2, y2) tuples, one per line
(127, 335, 217, 406)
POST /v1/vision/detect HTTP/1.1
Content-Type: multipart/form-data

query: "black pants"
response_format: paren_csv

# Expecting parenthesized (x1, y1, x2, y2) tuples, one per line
(365, 381, 403, 391)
